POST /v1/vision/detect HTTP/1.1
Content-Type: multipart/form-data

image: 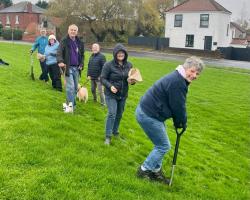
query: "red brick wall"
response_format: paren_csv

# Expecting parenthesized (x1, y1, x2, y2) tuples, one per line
(0, 13, 41, 30)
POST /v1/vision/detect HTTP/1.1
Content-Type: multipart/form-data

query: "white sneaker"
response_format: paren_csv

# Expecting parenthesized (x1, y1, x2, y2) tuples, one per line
(63, 103, 67, 112)
(68, 102, 73, 113)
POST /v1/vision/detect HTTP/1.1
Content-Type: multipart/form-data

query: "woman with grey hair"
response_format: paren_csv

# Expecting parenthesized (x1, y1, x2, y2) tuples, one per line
(135, 56, 204, 184)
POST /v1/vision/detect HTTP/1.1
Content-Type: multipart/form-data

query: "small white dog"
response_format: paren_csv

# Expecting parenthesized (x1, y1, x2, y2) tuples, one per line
(77, 84, 88, 103)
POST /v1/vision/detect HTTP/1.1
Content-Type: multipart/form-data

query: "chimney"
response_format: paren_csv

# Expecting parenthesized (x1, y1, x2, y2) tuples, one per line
(174, 0, 179, 7)
(27, 2, 32, 13)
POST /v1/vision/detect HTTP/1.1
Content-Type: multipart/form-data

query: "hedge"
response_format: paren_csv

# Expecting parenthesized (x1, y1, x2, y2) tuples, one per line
(2, 29, 23, 40)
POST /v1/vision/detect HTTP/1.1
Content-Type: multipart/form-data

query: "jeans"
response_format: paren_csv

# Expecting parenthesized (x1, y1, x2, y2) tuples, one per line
(136, 104, 171, 171)
(47, 63, 62, 91)
(91, 79, 105, 104)
(39, 61, 49, 81)
(65, 67, 79, 106)
(105, 95, 126, 137)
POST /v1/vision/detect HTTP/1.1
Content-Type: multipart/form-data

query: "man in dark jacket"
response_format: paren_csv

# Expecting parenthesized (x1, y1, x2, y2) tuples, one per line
(57, 24, 85, 111)
(87, 43, 106, 105)
(136, 56, 204, 184)
(101, 43, 135, 145)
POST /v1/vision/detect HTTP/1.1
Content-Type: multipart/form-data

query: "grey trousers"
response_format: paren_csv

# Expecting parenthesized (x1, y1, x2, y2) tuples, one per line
(91, 79, 105, 104)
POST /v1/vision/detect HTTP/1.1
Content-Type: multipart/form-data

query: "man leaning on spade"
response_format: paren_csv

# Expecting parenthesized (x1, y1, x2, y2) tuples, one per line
(136, 56, 205, 184)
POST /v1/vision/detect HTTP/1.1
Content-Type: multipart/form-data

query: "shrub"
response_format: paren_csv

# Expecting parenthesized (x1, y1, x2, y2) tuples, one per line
(2, 29, 23, 40)
(13, 29, 23, 40)
(0, 24, 3, 37)
(2, 29, 12, 40)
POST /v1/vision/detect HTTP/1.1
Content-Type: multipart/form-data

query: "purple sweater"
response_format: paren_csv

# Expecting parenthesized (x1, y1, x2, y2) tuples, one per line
(69, 39, 79, 66)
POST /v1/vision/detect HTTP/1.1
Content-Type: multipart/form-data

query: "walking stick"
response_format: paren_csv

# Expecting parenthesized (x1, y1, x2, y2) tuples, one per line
(30, 54, 35, 80)
(169, 127, 186, 186)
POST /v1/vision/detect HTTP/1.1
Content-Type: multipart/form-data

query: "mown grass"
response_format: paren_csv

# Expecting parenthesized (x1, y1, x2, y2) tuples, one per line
(0, 42, 249, 200)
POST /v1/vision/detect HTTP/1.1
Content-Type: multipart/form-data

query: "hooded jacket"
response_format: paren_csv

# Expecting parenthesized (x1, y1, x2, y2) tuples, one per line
(101, 44, 132, 99)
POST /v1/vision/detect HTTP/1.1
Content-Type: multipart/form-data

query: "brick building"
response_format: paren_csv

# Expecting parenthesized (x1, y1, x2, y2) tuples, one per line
(0, 1, 62, 41)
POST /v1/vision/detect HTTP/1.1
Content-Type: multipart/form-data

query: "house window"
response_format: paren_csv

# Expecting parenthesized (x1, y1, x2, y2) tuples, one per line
(200, 14, 209, 28)
(6, 15, 10, 25)
(185, 34, 194, 47)
(174, 14, 183, 27)
(43, 20, 48, 28)
(15, 15, 19, 24)
(226, 24, 229, 36)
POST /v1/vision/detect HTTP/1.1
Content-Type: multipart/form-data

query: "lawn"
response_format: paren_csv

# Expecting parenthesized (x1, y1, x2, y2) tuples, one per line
(0, 42, 249, 200)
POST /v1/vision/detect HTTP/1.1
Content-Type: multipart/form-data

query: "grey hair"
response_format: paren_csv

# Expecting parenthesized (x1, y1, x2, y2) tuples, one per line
(183, 56, 205, 72)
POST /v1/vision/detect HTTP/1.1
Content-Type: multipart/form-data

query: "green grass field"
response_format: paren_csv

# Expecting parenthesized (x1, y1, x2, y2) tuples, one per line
(0, 42, 249, 200)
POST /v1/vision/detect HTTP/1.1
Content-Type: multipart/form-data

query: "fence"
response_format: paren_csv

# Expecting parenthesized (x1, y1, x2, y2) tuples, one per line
(219, 47, 250, 62)
(128, 36, 169, 50)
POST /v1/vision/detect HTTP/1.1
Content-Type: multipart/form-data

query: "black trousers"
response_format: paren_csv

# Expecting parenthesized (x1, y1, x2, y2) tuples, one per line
(39, 61, 49, 81)
(47, 63, 62, 91)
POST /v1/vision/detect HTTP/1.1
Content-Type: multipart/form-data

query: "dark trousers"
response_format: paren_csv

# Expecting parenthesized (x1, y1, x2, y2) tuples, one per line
(47, 63, 62, 91)
(39, 61, 49, 82)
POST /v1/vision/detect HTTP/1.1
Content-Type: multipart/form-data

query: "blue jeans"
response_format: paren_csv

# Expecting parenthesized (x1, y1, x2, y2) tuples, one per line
(136, 104, 171, 171)
(105, 96, 126, 137)
(65, 67, 79, 106)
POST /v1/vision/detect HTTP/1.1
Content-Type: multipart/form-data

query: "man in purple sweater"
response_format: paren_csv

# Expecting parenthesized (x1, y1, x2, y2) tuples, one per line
(57, 24, 85, 111)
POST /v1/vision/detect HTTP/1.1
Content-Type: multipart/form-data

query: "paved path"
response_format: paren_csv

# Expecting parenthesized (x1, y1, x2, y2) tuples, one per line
(103, 49, 250, 70)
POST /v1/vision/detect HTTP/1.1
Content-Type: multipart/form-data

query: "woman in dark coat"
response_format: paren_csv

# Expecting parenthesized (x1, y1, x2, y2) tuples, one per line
(101, 43, 135, 145)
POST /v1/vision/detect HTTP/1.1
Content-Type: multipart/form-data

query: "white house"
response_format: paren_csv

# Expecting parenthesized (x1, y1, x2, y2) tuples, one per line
(165, 0, 232, 51)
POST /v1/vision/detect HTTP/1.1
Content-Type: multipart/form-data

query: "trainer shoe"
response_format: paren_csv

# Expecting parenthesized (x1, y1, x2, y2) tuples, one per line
(137, 166, 153, 180)
(151, 169, 170, 185)
(104, 137, 111, 145)
(113, 132, 119, 137)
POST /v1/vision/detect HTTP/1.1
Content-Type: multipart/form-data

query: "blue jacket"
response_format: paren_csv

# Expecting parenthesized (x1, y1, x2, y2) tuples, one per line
(140, 70, 188, 128)
(31, 36, 48, 54)
(44, 41, 59, 65)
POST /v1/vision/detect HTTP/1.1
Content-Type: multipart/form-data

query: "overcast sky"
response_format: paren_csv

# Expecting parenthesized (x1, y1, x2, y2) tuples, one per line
(12, 0, 250, 22)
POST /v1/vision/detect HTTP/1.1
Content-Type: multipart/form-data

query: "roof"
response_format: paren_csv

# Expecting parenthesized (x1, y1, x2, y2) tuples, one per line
(230, 38, 248, 45)
(230, 22, 246, 33)
(0, 1, 45, 14)
(166, 0, 231, 14)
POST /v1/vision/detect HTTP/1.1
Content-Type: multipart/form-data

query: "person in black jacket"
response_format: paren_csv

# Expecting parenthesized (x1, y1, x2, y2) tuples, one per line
(87, 43, 106, 105)
(57, 24, 85, 112)
(101, 43, 135, 145)
(136, 56, 204, 184)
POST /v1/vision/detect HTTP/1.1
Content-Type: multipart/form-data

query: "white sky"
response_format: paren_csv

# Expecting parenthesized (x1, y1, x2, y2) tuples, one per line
(12, 0, 250, 22)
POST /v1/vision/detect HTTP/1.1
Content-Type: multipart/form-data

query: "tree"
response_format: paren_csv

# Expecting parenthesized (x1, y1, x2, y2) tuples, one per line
(48, 0, 137, 42)
(135, 0, 166, 36)
(0, 0, 12, 8)
(36, 0, 49, 9)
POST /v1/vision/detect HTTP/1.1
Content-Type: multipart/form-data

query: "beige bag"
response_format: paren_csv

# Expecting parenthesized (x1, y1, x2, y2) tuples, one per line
(37, 53, 45, 62)
(128, 68, 143, 82)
